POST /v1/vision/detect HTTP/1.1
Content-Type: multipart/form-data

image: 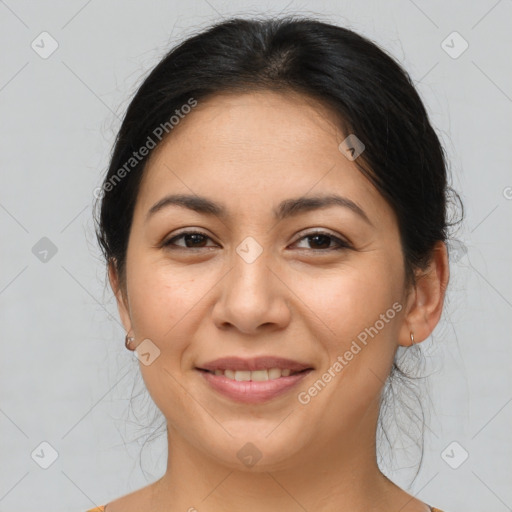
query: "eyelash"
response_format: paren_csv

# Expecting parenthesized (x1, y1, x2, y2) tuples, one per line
(162, 230, 351, 252)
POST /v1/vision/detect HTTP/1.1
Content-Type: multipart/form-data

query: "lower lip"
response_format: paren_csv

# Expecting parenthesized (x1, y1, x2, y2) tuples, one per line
(197, 369, 313, 404)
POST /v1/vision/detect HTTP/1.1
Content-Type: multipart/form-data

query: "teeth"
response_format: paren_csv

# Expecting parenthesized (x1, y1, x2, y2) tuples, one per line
(268, 368, 282, 380)
(251, 370, 269, 381)
(234, 370, 251, 382)
(211, 368, 296, 381)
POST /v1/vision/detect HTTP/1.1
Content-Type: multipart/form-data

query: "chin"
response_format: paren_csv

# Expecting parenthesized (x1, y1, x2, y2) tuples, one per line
(198, 427, 308, 473)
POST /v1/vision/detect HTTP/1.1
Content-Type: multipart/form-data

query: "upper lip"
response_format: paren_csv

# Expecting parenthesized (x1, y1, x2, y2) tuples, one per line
(197, 356, 313, 372)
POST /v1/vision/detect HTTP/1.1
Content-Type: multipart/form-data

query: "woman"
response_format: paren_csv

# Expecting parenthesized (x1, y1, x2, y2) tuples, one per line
(89, 15, 458, 512)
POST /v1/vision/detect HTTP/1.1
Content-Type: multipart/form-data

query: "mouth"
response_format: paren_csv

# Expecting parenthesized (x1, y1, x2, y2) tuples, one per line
(195, 356, 314, 404)
(196, 367, 310, 381)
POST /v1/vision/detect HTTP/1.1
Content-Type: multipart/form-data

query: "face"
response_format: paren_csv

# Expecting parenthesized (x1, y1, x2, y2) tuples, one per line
(112, 90, 415, 471)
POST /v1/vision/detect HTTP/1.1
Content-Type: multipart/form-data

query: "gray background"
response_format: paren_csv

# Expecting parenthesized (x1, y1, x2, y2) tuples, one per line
(1, 1, 511, 511)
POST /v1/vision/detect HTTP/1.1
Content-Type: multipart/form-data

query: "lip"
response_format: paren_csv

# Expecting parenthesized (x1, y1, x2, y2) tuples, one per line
(197, 368, 313, 404)
(197, 356, 313, 373)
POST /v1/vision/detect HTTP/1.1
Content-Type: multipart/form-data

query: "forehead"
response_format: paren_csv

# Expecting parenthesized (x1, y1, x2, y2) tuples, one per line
(158, 89, 347, 157)
(134, 90, 395, 229)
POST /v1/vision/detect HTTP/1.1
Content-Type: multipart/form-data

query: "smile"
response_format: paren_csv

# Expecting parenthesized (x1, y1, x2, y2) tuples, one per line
(205, 368, 300, 380)
(196, 368, 313, 404)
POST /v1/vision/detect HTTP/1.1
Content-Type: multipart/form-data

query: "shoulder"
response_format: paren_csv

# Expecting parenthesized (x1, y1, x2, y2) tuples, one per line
(86, 481, 159, 512)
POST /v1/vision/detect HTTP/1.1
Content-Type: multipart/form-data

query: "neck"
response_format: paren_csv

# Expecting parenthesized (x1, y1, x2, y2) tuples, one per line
(148, 407, 425, 512)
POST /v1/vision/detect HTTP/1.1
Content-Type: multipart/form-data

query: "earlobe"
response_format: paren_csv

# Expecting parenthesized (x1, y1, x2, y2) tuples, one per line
(398, 241, 450, 347)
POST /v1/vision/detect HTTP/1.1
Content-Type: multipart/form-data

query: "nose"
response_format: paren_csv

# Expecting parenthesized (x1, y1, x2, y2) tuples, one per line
(212, 246, 292, 335)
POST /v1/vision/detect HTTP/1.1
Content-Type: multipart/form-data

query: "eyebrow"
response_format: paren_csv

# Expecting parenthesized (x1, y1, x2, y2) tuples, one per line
(146, 193, 373, 226)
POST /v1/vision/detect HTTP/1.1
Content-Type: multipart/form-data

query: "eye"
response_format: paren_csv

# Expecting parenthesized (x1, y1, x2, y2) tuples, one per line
(292, 230, 351, 251)
(162, 229, 351, 252)
(163, 230, 217, 249)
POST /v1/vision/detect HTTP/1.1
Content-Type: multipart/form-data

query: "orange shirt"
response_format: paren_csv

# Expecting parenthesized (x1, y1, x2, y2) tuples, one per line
(86, 506, 446, 511)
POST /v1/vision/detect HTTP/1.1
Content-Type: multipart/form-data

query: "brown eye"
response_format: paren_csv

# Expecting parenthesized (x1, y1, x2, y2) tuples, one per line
(162, 230, 351, 252)
(163, 231, 216, 249)
(292, 231, 351, 251)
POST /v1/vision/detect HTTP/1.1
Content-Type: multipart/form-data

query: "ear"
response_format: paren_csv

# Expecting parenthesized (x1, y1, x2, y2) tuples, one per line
(398, 241, 450, 347)
(108, 259, 132, 334)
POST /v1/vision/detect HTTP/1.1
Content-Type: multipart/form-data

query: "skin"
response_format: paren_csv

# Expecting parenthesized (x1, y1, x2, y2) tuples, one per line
(107, 90, 449, 512)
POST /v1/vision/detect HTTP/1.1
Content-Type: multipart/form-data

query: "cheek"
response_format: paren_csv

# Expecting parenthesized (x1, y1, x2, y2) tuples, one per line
(306, 267, 399, 342)
(298, 272, 401, 428)
(309, 271, 402, 405)
(126, 261, 205, 349)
